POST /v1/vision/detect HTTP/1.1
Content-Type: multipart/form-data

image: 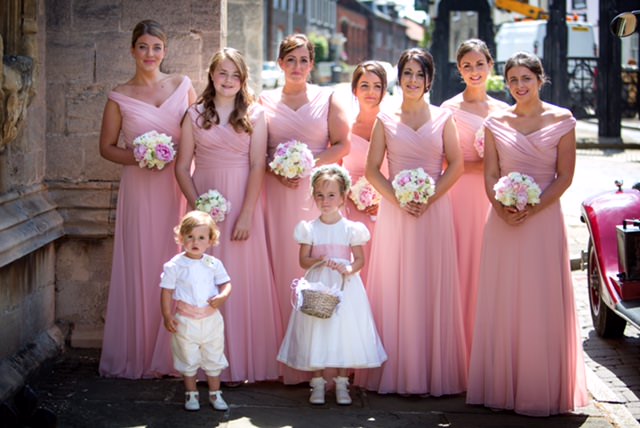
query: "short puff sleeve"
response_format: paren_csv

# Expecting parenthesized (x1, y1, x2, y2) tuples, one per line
(160, 260, 178, 290)
(294, 221, 313, 245)
(348, 221, 371, 246)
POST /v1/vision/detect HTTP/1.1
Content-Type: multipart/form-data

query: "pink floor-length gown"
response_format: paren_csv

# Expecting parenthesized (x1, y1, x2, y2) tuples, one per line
(442, 107, 490, 360)
(183, 104, 283, 383)
(342, 133, 377, 284)
(355, 107, 467, 395)
(467, 117, 588, 416)
(99, 76, 191, 379)
(259, 86, 333, 384)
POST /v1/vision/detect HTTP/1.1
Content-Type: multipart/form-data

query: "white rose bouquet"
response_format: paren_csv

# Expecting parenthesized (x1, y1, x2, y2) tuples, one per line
(493, 172, 541, 211)
(269, 140, 315, 179)
(132, 130, 176, 170)
(195, 189, 231, 223)
(391, 167, 436, 207)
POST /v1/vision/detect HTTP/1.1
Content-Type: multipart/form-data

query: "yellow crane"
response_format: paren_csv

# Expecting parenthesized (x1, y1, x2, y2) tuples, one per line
(495, 0, 549, 20)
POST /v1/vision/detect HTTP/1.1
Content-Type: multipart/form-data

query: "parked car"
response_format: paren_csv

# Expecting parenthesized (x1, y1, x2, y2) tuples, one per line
(261, 61, 284, 89)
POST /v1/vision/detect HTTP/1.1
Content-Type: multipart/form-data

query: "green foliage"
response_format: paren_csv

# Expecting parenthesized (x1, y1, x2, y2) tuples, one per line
(486, 73, 505, 92)
(308, 33, 329, 62)
(421, 20, 435, 49)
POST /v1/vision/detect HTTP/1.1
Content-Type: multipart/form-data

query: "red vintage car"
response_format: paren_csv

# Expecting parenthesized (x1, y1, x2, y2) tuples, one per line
(581, 180, 640, 337)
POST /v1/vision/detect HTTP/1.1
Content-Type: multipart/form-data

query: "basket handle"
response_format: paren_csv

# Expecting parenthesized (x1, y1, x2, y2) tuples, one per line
(304, 259, 346, 291)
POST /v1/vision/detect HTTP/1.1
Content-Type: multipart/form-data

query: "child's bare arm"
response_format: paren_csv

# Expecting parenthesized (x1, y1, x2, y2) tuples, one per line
(208, 282, 232, 310)
(160, 288, 178, 333)
(299, 243, 324, 269)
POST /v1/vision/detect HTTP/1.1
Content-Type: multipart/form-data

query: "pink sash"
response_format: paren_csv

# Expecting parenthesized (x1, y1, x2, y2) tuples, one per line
(176, 300, 217, 319)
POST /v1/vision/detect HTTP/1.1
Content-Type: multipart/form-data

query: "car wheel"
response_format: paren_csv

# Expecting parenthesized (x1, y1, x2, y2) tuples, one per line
(588, 240, 627, 338)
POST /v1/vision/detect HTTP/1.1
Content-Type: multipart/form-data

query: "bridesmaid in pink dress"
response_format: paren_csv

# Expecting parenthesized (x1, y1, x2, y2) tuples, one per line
(440, 39, 509, 360)
(174, 48, 283, 383)
(342, 61, 388, 284)
(259, 34, 350, 384)
(467, 52, 588, 416)
(98, 20, 197, 378)
(357, 48, 467, 395)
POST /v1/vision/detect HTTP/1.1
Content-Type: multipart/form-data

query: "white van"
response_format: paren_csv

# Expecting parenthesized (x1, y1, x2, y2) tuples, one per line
(495, 20, 597, 62)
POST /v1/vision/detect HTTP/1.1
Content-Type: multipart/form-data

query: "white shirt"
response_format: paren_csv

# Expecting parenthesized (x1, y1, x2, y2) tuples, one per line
(160, 253, 230, 307)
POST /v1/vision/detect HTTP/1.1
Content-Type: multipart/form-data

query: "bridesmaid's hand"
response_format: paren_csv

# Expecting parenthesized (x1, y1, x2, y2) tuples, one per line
(402, 201, 428, 218)
(278, 174, 301, 189)
(232, 212, 252, 241)
(496, 204, 529, 226)
(364, 204, 379, 216)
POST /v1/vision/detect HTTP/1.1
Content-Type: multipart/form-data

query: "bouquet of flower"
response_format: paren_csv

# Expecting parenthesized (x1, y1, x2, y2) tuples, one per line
(269, 140, 315, 179)
(391, 167, 436, 206)
(132, 130, 176, 170)
(473, 128, 484, 158)
(349, 176, 382, 221)
(195, 189, 231, 223)
(493, 172, 541, 211)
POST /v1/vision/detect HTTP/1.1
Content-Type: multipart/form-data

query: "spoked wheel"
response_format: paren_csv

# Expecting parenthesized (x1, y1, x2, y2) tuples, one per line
(588, 240, 627, 338)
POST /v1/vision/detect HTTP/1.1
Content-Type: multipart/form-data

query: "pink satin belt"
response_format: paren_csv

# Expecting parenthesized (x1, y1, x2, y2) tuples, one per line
(176, 300, 217, 319)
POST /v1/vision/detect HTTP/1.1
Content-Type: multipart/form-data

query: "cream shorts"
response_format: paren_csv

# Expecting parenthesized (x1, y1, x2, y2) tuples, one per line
(171, 310, 228, 377)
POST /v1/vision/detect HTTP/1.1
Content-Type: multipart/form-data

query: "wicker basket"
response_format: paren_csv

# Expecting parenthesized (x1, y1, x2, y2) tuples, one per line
(299, 261, 345, 319)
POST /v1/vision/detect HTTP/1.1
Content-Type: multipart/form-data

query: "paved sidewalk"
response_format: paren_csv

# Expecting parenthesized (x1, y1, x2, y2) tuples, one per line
(28, 347, 615, 428)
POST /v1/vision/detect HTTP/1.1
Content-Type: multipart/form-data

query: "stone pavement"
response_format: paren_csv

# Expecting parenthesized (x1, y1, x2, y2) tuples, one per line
(26, 345, 615, 428)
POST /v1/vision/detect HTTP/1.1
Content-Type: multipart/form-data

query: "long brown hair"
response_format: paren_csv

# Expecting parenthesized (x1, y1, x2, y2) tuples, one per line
(196, 48, 254, 134)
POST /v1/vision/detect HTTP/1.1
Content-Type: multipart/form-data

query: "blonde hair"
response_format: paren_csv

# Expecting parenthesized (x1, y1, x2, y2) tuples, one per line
(310, 164, 352, 197)
(174, 211, 220, 246)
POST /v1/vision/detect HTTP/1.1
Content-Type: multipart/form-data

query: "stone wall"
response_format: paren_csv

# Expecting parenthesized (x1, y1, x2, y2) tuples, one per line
(227, 0, 264, 94)
(44, 0, 265, 346)
(0, 0, 65, 401)
(45, 0, 227, 341)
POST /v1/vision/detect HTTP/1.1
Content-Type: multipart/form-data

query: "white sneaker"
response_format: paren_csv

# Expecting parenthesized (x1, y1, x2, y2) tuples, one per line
(209, 390, 228, 411)
(309, 377, 326, 405)
(334, 376, 352, 405)
(184, 391, 200, 411)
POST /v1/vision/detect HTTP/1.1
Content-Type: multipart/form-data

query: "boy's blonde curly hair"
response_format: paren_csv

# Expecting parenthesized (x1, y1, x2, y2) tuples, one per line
(174, 210, 220, 246)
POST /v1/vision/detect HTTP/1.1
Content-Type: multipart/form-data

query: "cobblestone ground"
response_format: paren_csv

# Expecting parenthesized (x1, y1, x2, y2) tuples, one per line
(574, 270, 640, 422)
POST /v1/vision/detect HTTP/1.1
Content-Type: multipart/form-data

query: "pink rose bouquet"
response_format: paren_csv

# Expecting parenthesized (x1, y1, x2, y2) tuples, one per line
(132, 130, 176, 170)
(269, 140, 315, 179)
(195, 189, 231, 223)
(474, 128, 484, 158)
(349, 176, 382, 221)
(493, 172, 541, 211)
(391, 167, 436, 206)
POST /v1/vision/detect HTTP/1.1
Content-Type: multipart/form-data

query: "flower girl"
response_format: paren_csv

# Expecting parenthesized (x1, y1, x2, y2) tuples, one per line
(277, 164, 387, 405)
